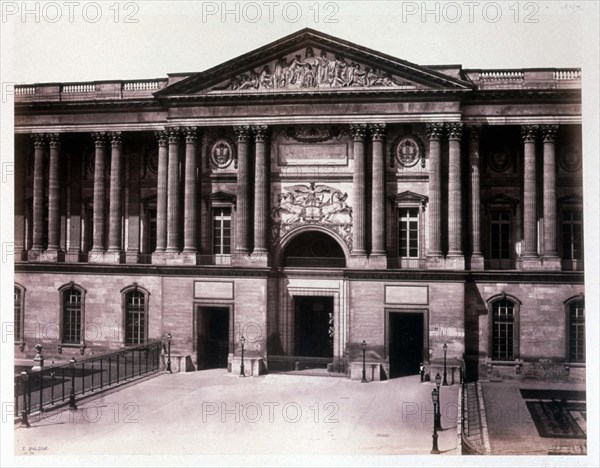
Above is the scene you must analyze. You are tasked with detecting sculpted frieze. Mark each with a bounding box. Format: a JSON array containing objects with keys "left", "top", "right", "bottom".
[
  {"left": 212, "top": 47, "right": 410, "bottom": 92},
  {"left": 272, "top": 182, "right": 353, "bottom": 249}
]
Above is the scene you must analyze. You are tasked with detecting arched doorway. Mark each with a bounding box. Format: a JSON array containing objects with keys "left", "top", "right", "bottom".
[{"left": 282, "top": 230, "right": 346, "bottom": 268}]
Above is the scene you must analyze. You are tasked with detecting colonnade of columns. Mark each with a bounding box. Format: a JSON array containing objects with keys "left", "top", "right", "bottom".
[{"left": 25, "top": 122, "right": 564, "bottom": 270}]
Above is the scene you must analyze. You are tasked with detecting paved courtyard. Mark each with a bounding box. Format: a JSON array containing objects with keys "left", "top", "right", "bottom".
[{"left": 15, "top": 369, "right": 459, "bottom": 457}]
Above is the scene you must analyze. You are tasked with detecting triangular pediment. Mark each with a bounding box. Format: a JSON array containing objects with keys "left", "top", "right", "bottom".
[{"left": 156, "top": 29, "right": 472, "bottom": 99}]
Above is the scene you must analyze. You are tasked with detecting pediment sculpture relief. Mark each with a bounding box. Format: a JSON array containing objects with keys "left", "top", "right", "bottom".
[
  {"left": 213, "top": 47, "right": 409, "bottom": 92},
  {"left": 272, "top": 182, "right": 353, "bottom": 249}
]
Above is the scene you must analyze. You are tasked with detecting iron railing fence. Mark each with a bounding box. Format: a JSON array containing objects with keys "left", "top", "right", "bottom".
[{"left": 15, "top": 341, "right": 162, "bottom": 418}]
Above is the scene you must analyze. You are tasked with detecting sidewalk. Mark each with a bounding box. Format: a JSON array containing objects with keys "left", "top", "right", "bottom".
[
  {"left": 480, "top": 380, "right": 587, "bottom": 455},
  {"left": 14, "top": 370, "right": 459, "bottom": 457}
]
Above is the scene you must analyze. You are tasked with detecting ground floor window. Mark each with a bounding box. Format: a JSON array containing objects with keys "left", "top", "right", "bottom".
[
  {"left": 62, "top": 285, "right": 83, "bottom": 344},
  {"left": 124, "top": 289, "right": 147, "bottom": 345},
  {"left": 568, "top": 299, "right": 585, "bottom": 363},
  {"left": 492, "top": 299, "right": 516, "bottom": 360}
]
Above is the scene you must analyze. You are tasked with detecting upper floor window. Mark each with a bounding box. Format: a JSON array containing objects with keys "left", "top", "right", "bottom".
[
  {"left": 391, "top": 191, "right": 427, "bottom": 269},
  {"left": 567, "top": 299, "right": 585, "bottom": 363},
  {"left": 398, "top": 208, "right": 419, "bottom": 258},
  {"left": 213, "top": 207, "right": 232, "bottom": 255},
  {"left": 124, "top": 288, "right": 148, "bottom": 346},
  {"left": 61, "top": 284, "right": 85, "bottom": 344},
  {"left": 562, "top": 210, "right": 583, "bottom": 260},
  {"left": 490, "top": 211, "right": 511, "bottom": 259}
]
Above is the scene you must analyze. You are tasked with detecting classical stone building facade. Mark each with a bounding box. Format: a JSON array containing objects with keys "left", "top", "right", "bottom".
[{"left": 13, "top": 29, "right": 584, "bottom": 381}]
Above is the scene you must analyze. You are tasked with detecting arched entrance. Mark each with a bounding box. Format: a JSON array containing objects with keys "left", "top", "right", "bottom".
[
  {"left": 281, "top": 230, "right": 346, "bottom": 268},
  {"left": 268, "top": 229, "right": 348, "bottom": 375}
]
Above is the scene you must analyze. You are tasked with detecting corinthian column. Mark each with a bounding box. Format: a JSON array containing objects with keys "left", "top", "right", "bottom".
[
  {"left": 370, "top": 123, "right": 386, "bottom": 258},
  {"left": 350, "top": 124, "right": 368, "bottom": 255},
  {"left": 91, "top": 132, "right": 108, "bottom": 253},
  {"left": 447, "top": 122, "right": 463, "bottom": 264},
  {"left": 154, "top": 130, "right": 168, "bottom": 252},
  {"left": 47, "top": 133, "right": 61, "bottom": 253},
  {"left": 183, "top": 127, "right": 199, "bottom": 253},
  {"left": 521, "top": 125, "right": 539, "bottom": 263},
  {"left": 469, "top": 126, "right": 484, "bottom": 270},
  {"left": 426, "top": 123, "right": 444, "bottom": 262},
  {"left": 166, "top": 128, "right": 181, "bottom": 253},
  {"left": 234, "top": 126, "right": 252, "bottom": 255},
  {"left": 541, "top": 124, "right": 560, "bottom": 269},
  {"left": 107, "top": 132, "right": 123, "bottom": 255},
  {"left": 31, "top": 133, "right": 46, "bottom": 252},
  {"left": 252, "top": 125, "right": 270, "bottom": 259}
]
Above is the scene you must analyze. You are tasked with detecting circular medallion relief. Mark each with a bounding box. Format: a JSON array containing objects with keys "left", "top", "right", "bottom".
[
  {"left": 488, "top": 147, "right": 512, "bottom": 173},
  {"left": 396, "top": 137, "right": 421, "bottom": 167},
  {"left": 560, "top": 147, "right": 582, "bottom": 172},
  {"left": 210, "top": 139, "right": 234, "bottom": 168}
]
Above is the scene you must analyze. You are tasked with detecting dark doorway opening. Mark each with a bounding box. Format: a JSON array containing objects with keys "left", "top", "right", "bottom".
[
  {"left": 294, "top": 296, "right": 334, "bottom": 358},
  {"left": 197, "top": 307, "right": 229, "bottom": 370},
  {"left": 389, "top": 312, "right": 424, "bottom": 378}
]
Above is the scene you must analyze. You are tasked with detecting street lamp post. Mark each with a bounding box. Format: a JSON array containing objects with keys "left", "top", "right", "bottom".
[
  {"left": 69, "top": 357, "right": 77, "bottom": 410},
  {"left": 435, "top": 372, "right": 442, "bottom": 431},
  {"left": 20, "top": 371, "right": 30, "bottom": 428},
  {"left": 430, "top": 389, "right": 440, "bottom": 454},
  {"left": 442, "top": 342, "right": 448, "bottom": 386},
  {"left": 240, "top": 336, "right": 246, "bottom": 377},
  {"left": 166, "top": 333, "right": 172, "bottom": 373},
  {"left": 361, "top": 340, "right": 367, "bottom": 383}
]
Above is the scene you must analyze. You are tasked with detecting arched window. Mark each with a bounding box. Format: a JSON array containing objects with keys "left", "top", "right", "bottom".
[
  {"left": 567, "top": 298, "right": 585, "bottom": 363},
  {"left": 60, "top": 284, "right": 85, "bottom": 344},
  {"left": 14, "top": 285, "right": 25, "bottom": 343},
  {"left": 490, "top": 296, "right": 520, "bottom": 361},
  {"left": 122, "top": 286, "right": 149, "bottom": 345}
]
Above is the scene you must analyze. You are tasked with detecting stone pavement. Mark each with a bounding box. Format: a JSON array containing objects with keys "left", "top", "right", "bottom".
[
  {"left": 14, "top": 369, "right": 459, "bottom": 457},
  {"left": 480, "top": 380, "right": 587, "bottom": 455}
]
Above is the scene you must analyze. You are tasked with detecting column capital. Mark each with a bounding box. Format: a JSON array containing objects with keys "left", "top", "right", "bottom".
[
  {"left": 166, "top": 127, "right": 181, "bottom": 144},
  {"left": 183, "top": 126, "right": 199, "bottom": 143},
  {"left": 109, "top": 131, "right": 122, "bottom": 147},
  {"left": 31, "top": 133, "right": 46, "bottom": 149},
  {"left": 369, "top": 123, "right": 386, "bottom": 141},
  {"left": 252, "top": 125, "right": 270, "bottom": 142},
  {"left": 233, "top": 125, "right": 252, "bottom": 142},
  {"left": 541, "top": 124, "right": 559, "bottom": 143},
  {"left": 425, "top": 123, "right": 444, "bottom": 140},
  {"left": 47, "top": 133, "right": 61, "bottom": 149},
  {"left": 521, "top": 124, "right": 539, "bottom": 143},
  {"left": 349, "top": 123, "right": 368, "bottom": 141},
  {"left": 446, "top": 122, "right": 464, "bottom": 140},
  {"left": 155, "top": 130, "right": 169, "bottom": 146},
  {"left": 91, "top": 132, "right": 108, "bottom": 147}
]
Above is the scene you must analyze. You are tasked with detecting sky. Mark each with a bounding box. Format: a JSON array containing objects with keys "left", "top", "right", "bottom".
[{"left": 2, "top": 0, "right": 596, "bottom": 84}]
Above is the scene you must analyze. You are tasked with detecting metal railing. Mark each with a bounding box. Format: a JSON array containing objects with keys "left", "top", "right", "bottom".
[{"left": 15, "top": 341, "right": 161, "bottom": 418}]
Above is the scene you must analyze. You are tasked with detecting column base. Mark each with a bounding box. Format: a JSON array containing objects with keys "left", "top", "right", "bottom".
[
  {"left": 348, "top": 254, "right": 369, "bottom": 269},
  {"left": 152, "top": 251, "right": 196, "bottom": 265},
  {"left": 249, "top": 250, "right": 270, "bottom": 267},
  {"left": 426, "top": 255, "right": 445, "bottom": 269},
  {"left": 39, "top": 249, "right": 61, "bottom": 262},
  {"left": 469, "top": 254, "right": 484, "bottom": 270},
  {"left": 444, "top": 255, "right": 465, "bottom": 270},
  {"left": 541, "top": 256, "right": 562, "bottom": 271},
  {"left": 27, "top": 248, "right": 44, "bottom": 262},
  {"left": 519, "top": 256, "right": 542, "bottom": 270},
  {"left": 89, "top": 251, "right": 123, "bottom": 264},
  {"left": 368, "top": 254, "right": 387, "bottom": 269}
]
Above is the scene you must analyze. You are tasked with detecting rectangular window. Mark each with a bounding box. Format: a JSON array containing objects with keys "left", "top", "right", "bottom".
[
  {"left": 569, "top": 301, "right": 585, "bottom": 363},
  {"left": 213, "top": 207, "right": 232, "bottom": 255},
  {"left": 62, "top": 289, "right": 82, "bottom": 344},
  {"left": 562, "top": 211, "right": 583, "bottom": 260},
  {"left": 492, "top": 300, "right": 514, "bottom": 360},
  {"left": 490, "top": 211, "right": 511, "bottom": 259},
  {"left": 399, "top": 208, "right": 419, "bottom": 258}
]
